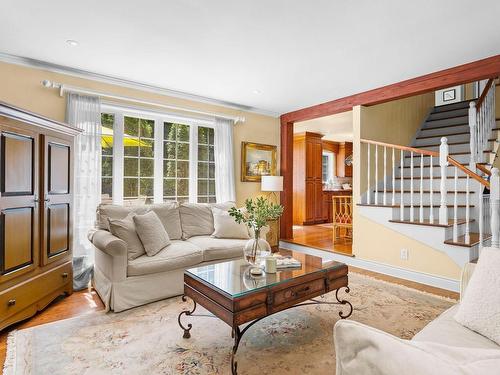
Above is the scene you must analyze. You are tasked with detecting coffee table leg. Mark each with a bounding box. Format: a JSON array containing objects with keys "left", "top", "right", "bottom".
[
  {"left": 231, "top": 326, "right": 241, "bottom": 375},
  {"left": 178, "top": 295, "right": 197, "bottom": 339},
  {"left": 335, "top": 287, "right": 353, "bottom": 319}
]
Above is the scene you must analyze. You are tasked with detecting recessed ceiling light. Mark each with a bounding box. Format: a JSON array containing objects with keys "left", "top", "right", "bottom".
[
  {"left": 252, "top": 89, "right": 262, "bottom": 94},
  {"left": 66, "top": 39, "right": 79, "bottom": 46}
]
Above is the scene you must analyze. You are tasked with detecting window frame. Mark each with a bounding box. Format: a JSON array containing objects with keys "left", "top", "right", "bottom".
[{"left": 100, "top": 103, "right": 215, "bottom": 204}]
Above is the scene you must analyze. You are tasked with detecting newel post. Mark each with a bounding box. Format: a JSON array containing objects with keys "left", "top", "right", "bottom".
[
  {"left": 439, "top": 137, "right": 449, "bottom": 225},
  {"left": 469, "top": 101, "right": 477, "bottom": 169},
  {"left": 490, "top": 168, "right": 500, "bottom": 248}
]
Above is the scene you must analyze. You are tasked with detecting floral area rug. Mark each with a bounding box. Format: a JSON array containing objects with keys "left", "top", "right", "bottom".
[{"left": 3, "top": 272, "right": 455, "bottom": 375}]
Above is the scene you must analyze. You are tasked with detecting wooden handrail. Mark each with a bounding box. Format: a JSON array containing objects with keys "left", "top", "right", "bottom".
[
  {"left": 476, "top": 163, "right": 492, "bottom": 177},
  {"left": 447, "top": 156, "right": 489, "bottom": 188},
  {"left": 360, "top": 138, "right": 438, "bottom": 157},
  {"left": 476, "top": 78, "right": 495, "bottom": 109}
]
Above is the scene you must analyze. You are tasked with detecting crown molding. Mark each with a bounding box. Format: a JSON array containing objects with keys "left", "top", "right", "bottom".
[{"left": 0, "top": 52, "right": 279, "bottom": 118}]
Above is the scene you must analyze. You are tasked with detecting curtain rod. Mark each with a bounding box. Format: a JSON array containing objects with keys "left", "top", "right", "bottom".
[{"left": 41, "top": 80, "right": 245, "bottom": 124}]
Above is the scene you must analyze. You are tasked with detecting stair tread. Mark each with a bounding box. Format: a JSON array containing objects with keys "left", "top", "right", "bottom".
[
  {"left": 395, "top": 176, "right": 472, "bottom": 179},
  {"left": 426, "top": 115, "right": 468, "bottom": 122},
  {"left": 389, "top": 218, "right": 472, "bottom": 228},
  {"left": 444, "top": 233, "right": 491, "bottom": 248},
  {"left": 421, "top": 122, "right": 468, "bottom": 130},
  {"left": 416, "top": 131, "right": 469, "bottom": 140}
]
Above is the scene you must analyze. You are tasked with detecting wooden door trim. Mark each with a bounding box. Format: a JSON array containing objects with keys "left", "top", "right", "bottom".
[{"left": 279, "top": 54, "right": 500, "bottom": 241}]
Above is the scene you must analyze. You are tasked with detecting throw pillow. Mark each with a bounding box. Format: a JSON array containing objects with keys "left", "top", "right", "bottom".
[
  {"left": 179, "top": 203, "right": 215, "bottom": 239},
  {"left": 96, "top": 204, "right": 148, "bottom": 230},
  {"left": 133, "top": 211, "right": 171, "bottom": 256},
  {"left": 148, "top": 202, "right": 182, "bottom": 240},
  {"left": 211, "top": 207, "right": 250, "bottom": 239},
  {"left": 108, "top": 213, "right": 145, "bottom": 260},
  {"left": 454, "top": 247, "right": 500, "bottom": 345}
]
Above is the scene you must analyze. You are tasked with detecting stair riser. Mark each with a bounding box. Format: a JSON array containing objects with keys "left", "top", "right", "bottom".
[
  {"left": 392, "top": 206, "right": 470, "bottom": 220},
  {"left": 415, "top": 133, "right": 470, "bottom": 147},
  {"left": 418, "top": 125, "right": 469, "bottom": 137},
  {"left": 422, "top": 142, "right": 492, "bottom": 153},
  {"left": 427, "top": 108, "right": 468, "bottom": 120},
  {"left": 390, "top": 178, "right": 473, "bottom": 190},
  {"left": 424, "top": 116, "right": 468, "bottom": 128},
  {"left": 404, "top": 153, "right": 470, "bottom": 164},
  {"left": 397, "top": 166, "right": 476, "bottom": 178},
  {"left": 372, "top": 192, "right": 470, "bottom": 206},
  {"left": 432, "top": 102, "right": 470, "bottom": 113}
]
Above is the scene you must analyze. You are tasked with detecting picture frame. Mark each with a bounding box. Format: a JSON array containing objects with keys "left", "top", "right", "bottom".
[
  {"left": 241, "top": 142, "right": 277, "bottom": 182},
  {"left": 442, "top": 88, "right": 456, "bottom": 102}
]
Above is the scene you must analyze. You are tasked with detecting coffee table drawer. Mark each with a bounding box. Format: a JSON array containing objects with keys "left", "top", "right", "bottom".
[{"left": 273, "top": 277, "right": 325, "bottom": 307}]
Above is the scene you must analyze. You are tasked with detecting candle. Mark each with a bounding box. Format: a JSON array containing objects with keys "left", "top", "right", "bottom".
[{"left": 265, "top": 256, "right": 277, "bottom": 274}]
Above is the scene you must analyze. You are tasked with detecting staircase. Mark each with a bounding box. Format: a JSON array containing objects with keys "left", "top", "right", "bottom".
[{"left": 358, "top": 80, "right": 499, "bottom": 268}]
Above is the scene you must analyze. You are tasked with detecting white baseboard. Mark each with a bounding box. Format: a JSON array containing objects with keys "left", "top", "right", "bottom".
[{"left": 279, "top": 241, "right": 460, "bottom": 292}]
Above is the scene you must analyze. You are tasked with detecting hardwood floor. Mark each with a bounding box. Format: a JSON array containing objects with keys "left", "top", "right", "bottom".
[
  {"left": 290, "top": 223, "right": 353, "bottom": 255},
  {"left": 0, "top": 289, "right": 104, "bottom": 368}
]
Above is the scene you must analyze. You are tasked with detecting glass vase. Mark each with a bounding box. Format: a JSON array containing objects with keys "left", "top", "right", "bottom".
[{"left": 244, "top": 229, "right": 271, "bottom": 267}]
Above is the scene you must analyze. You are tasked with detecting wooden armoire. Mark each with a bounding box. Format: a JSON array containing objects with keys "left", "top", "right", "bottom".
[
  {"left": 293, "top": 132, "right": 324, "bottom": 225},
  {"left": 0, "top": 101, "right": 80, "bottom": 331}
]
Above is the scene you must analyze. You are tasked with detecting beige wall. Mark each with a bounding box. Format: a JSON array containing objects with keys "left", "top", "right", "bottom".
[
  {"left": 0, "top": 61, "right": 280, "bottom": 206},
  {"left": 353, "top": 92, "right": 462, "bottom": 281}
]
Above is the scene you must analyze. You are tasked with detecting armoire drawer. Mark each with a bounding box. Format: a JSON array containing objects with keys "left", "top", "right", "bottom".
[{"left": 0, "top": 262, "right": 72, "bottom": 323}]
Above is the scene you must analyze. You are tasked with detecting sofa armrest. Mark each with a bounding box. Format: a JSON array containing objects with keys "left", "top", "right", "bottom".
[
  {"left": 460, "top": 262, "right": 476, "bottom": 301},
  {"left": 89, "top": 229, "right": 128, "bottom": 282}
]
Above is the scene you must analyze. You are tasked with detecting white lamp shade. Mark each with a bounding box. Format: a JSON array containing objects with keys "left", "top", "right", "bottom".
[{"left": 261, "top": 176, "right": 283, "bottom": 192}]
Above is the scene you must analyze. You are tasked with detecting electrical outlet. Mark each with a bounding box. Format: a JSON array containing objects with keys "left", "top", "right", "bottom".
[{"left": 400, "top": 248, "right": 409, "bottom": 261}]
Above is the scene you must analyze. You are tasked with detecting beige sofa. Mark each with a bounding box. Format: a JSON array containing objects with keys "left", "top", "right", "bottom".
[
  {"left": 88, "top": 202, "right": 250, "bottom": 312},
  {"left": 334, "top": 262, "right": 500, "bottom": 374}
]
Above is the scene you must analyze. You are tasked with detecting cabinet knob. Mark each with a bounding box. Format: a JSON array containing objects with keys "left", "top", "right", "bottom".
[
  {"left": 62, "top": 272, "right": 68, "bottom": 278},
  {"left": 7, "top": 299, "right": 16, "bottom": 307}
]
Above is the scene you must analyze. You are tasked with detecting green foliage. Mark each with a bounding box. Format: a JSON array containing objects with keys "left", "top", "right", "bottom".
[{"left": 229, "top": 197, "right": 283, "bottom": 234}]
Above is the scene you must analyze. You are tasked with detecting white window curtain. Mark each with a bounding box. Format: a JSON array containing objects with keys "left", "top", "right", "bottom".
[
  {"left": 66, "top": 93, "right": 102, "bottom": 290},
  {"left": 214, "top": 117, "right": 236, "bottom": 202}
]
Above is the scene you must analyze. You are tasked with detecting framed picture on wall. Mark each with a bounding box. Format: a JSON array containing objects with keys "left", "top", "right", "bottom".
[
  {"left": 442, "top": 88, "right": 456, "bottom": 102},
  {"left": 241, "top": 142, "right": 277, "bottom": 182}
]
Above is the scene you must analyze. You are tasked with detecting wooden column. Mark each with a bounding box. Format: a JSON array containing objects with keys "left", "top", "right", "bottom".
[{"left": 280, "top": 118, "right": 294, "bottom": 239}]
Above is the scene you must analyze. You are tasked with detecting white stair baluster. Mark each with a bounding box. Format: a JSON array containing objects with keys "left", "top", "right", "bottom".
[
  {"left": 469, "top": 101, "right": 477, "bottom": 170},
  {"left": 383, "top": 146, "right": 387, "bottom": 205},
  {"left": 367, "top": 143, "right": 371, "bottom": 204},
  {"left": 392, "top": 148, "right": 395, "bottom": 206},
  {"left": 479, "top": 186, "right": 483, "bottom": 251},
  {"left": 439, "top": 138, "right": 449, "bottom": 225},
  {"left": 429, "top": 155, "right": 434, "bottom": 224},
  {"left": 453, "top": 167, "right": 458, "bottom": 242},
  {"left": 410, "top": 151, "right": 414, "bottom": 221},
  {"left": 419, "top": 154, "right": 424, "bottom": 223},
  {"left": 400, "top": 149, "right": 404, "bottom": 221},
  {"left": 490, "top": 168, "right": 500, "bottom": 248},
  {"left": 375, "top": 145, "right": 378, "bottom": 205},
  {"left": 465, "top": 175, "right": 470, "bottom": 244}
]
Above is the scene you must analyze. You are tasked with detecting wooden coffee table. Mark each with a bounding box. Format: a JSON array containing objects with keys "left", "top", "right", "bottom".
[{"left": 177, "top": 249, "right": 352, "bottom": 374}]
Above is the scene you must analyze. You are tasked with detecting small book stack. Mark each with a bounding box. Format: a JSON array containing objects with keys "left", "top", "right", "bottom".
[{"left": 275, "top": 255, "right": 302, "bottom": 269}]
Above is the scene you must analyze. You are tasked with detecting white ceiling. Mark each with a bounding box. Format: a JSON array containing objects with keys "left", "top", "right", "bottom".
[
  {"left": 295, "top": 111, "right": 353, "bottom": 142},
  {"left": 1, "top": 1, "right": 499, "bottom": 116}
]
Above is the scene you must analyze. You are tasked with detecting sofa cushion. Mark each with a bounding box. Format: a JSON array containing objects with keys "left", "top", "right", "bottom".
[
  {"left": 133, "top": 211, "right": 171, "bottom": 256},
  {"left": 148, "top": 202, "right": 182, "bottom": 240},
  {"left": 211, "top": 207, "right": 249, "bottom": 239},
  {"left": 179, "top": 203, "right": 214, "bottom": 239},
  {"left": 108, "top": 213, "right": 145, "bottom": 260},
  {"left": 334, "top": 319, "right": 500, "bottom": 375},
  {"left": 96, "top": 204, "right": 148, "bottom": 230},
  {"left": 455, "top": 247, "right": 500, "bottom": 346},
  {"left": 187, "top": 235, "right": 246, "bottom": 262},
  {"left": 127, "top": 240, "right": 203, "bottom": 276},
  {"left": 413, "top": 305, "right": 499, "bottom": 350}
]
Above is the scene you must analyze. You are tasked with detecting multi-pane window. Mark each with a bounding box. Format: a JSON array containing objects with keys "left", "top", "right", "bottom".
[
  {"left": 197, "top": 127, "right": 216, "bottom": 203},
  {"left": 123, "top": 116, "right": 155, "bottom": 201},
  {"left": 101, "top": 113, "right": 114, "bottom": 202},
  {"left": 100, "top": 107, "right": 216, "bottom": 204},
  {"left": 163, "top": 122, "right": 190, "bottom": 203}
]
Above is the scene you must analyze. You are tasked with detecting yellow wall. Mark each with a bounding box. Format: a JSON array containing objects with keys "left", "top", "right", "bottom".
[
  {"left": 0, "top": 61, "right": 280, "bottom": 206},
  {"left": 353, "top": 93, "right": 462, "bottom": 281}
]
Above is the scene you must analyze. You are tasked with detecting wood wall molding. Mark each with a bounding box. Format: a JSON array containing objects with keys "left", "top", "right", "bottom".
[
  {"left": 281, "top": 54, "right": 500, "bottom": 124},
  {"left": 279, "top": 54, "right": 500, "bottom": 241}
]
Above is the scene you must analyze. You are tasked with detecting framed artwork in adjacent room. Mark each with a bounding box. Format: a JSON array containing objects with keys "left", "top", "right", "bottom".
[{"left": 241, "top": 142, "right": 277, "bottom": 182}]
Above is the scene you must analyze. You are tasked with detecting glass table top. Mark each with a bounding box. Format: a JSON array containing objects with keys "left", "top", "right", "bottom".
[{"left": 185, "top": 249, "right": 344, "bottom": 298}]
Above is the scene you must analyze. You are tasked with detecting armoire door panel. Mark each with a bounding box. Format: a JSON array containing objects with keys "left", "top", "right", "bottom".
[
  {"left": 47, "top": 203, "right": 69, "bottom": 257},
  {"left": 1, "top": 207, "right": 33, "bottom": 274},
  {"left": 1, "top": 132, "right": 34, "bottom": 196},
  {"left": 47, "top": 142, "right": 70, "bottom": 194}
]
